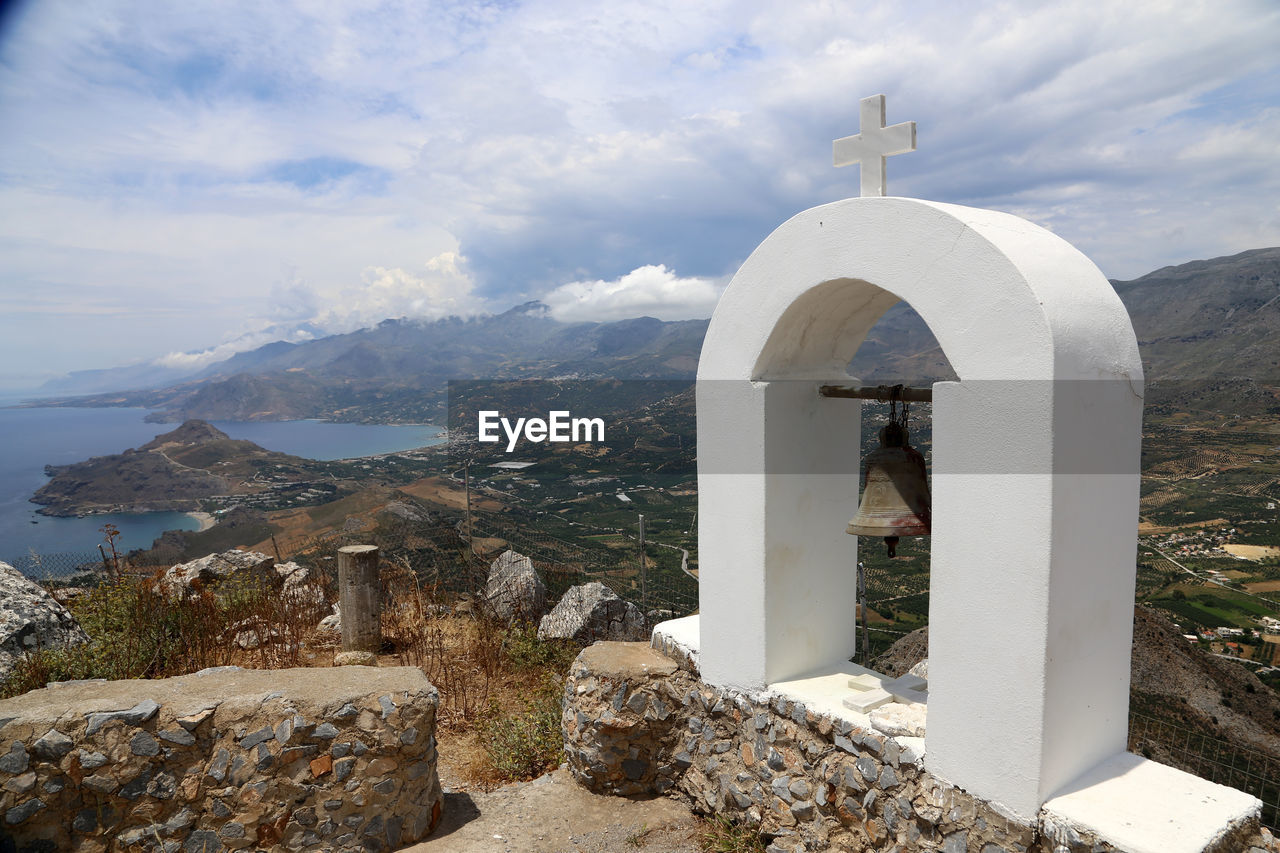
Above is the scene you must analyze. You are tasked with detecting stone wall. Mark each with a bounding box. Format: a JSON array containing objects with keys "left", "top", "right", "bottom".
[
  {"left": 563, "top": 642, "right": 1270, "bottom": 853},
  {"left": 0, "top": 666, "right": 442, "bottom": 852}
]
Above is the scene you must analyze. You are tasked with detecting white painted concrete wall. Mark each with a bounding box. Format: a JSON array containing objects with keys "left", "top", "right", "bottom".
[
  {"left": 698, "top": 379, "right": 862, "bottom": 689},
  {"left": 695, "top": 196, "right": 1144, "bottom": 821}
]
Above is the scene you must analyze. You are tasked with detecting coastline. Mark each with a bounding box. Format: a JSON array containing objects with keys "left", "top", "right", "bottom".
[
  {"left": 186, "top": 511, "right": 216, "bottom": 533},
  {"left": 2, "top": 408, "right": 444, "bottom": 560}
]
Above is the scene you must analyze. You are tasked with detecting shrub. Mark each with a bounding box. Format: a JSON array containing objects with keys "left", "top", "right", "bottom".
[
  {"left": 503, "top": 623, "right": 579, "bottom": 673},
  {"left": 1, "top": 567, "right": 326, "bottom": 699},
  {"left": 697, "top": 815, "right": 766, "bottom": 853},
  {"left": 480, "top": 675, "right": 564, "bottom": 782}
]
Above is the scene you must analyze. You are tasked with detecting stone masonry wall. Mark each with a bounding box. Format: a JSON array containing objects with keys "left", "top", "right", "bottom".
[
  {"left": 563, "top": 642, "right": 1269, "bottom": 853},
  {"left": 0, "top": 666, "right": 442, "bottom": 853}
]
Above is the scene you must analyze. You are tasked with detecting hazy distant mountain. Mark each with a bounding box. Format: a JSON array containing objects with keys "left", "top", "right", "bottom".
[
  {"left": 32, "top": 248, "right": 1280, "bottom": 421},
  {"left": 179, "top": 303, "right": 706, "bottom": 383},
  {"left": 37, "top": 303, "right": 708, "bottom": 422},
  {"left": 36, "top": 361, "right": 204, "bottom": 397}
]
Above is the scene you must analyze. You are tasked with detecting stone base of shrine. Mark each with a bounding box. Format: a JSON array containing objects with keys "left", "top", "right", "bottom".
[{"left": 560, "top": 619, "right": 1270, "bottom": 853}]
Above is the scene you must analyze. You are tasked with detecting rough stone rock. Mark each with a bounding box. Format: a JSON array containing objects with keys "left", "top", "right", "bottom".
[
  {"left": 484, "top": 550, "right": 549, "bottom": 624},
  {"left": 318, "top": 603, "right": 342, "bottom": 633},
  {"left": 334, "top": 651, "right": 378, "bottom": 667},
  {"left": 874, "top": 625, "right": 928, "bottom": 678},
  {"left": 274, "top": 561, "right": 309, "bottom": 584},
  {"left": 0, "top": 666, "right": 442, "bottom": 850},
  {"left": 154, "top": 549, "right": 277, "bottom": 598},
  {"left": 563, "top": 641, "right": 1189, "bottom": 853},
  {"left": 0, "top": 561, "right": 90, "bottom": 682},
  {"left": 275, "top": 562, "right": 327, "bottom": 612},
  {"left": 538, "top": 582, "right": 647, "bottom": 643},
  {"left": 908, "top": 658, "right": 928, "bottom": 679},
  {"left": 869, "top": 703, "right": 927, "bottom": 738},
  {"left": 226, "top": 617, "right": 277, "bottom": 651},
  {"left": 49, "top": 587, "right": 88, "bottom": 606}
]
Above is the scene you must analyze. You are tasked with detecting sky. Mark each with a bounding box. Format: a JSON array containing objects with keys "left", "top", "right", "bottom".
[{"left": 0, "top": 0, "right": 1277, "bottom": 391}]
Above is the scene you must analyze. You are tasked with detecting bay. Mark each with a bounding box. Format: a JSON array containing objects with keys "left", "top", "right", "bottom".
[{"left": 0, "top": 407, "right": 443, "bottom": 570}]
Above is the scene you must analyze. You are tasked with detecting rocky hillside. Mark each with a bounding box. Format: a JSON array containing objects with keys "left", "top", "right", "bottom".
[
  {"left": 877, "top": 605, "right": 1280, "bottom": 761},
  {"left": 1128, "top": 604, "right": 1280, "bottom": 756},
  {"left": 1118, "top": 247, "right": 1280, "bottom": 383},
  {"left": 32, "top": 420, "right": 323, "bottom": 516}
]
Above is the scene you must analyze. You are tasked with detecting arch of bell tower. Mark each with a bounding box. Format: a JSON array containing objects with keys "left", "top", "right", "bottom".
[{"left": 695, "top": 195, "right": 1144, "bottom": 819}]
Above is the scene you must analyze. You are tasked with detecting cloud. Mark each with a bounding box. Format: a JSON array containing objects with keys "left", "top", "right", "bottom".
[
  {"left": 153, "top": 323, "right": 317, "bottom": 371},
  {"left": 1, "top": 0, "right": 1278, "bottom": 387},
  {"left": 543, "top": 265, "right": 725, "bottom": 323},
  {"left": 153, "top": 251, "right": 486, "bottom": 370},
  {"left": 313, "top": 251, "right": 486, "bottom": 332}
]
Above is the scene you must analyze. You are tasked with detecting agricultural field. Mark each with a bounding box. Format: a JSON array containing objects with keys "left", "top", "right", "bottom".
[{"left": 1125, "top": 411, "right": 1279, "bottom": 661}]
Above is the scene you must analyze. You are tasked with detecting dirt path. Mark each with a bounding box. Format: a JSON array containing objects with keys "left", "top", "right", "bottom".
[{"left": 403, "top": 768, "right": 702, "bottom": 853}]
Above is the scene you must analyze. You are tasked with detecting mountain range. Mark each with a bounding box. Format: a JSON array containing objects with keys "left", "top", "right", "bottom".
[
  {"left": 30, "top": 247, "right": 1280, "bottom": 422},
  {"left": 36, "top": 303, "right": 706, "bottom": 423}
]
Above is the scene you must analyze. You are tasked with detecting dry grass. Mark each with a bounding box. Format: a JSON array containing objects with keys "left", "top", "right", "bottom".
[
  {"left": 380, "top": 561, "right": 505, "bottom": 728},
  {"left": 8, "top": 555, "right": 580, "bottom": 788},
  {"left": 1, "top": 567, "right": 330, "bottom": 698},
  {"left": 397, "top": 476, "right": 508, "bottom": 513},
  {"left": 376, "top": 559, "right": 579, "bottom": 786}
]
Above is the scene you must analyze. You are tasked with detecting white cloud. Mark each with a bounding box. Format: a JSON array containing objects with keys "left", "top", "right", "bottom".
[
  {"left": 1, "top": 0, "right": 1278, "bottom": 387},
  {"left": 154, "top": 324, "right": 316, "bottom": 371},
  {"left": 313, "top": 251, "right": 486, "bottom": 332},
  {"left": 153, "top": 251, "right": 485, "bottom": 371},
  {"left": 543, "top": 265, "right": 725, "bottom": 323}
]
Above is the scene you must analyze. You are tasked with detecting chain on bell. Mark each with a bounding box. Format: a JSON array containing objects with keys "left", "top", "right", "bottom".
[{"left": 846, "top": 399, "right": 931, "bottom": 557}]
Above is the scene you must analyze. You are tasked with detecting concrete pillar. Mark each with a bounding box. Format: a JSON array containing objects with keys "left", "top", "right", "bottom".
[{"left": 338, "top": 544, "right": 381, "bottom": 653}]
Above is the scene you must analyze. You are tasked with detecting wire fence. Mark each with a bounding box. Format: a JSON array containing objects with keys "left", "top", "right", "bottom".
[
  {"left": 269, "top": 505, "right": 699, "bottom": 618},
  {"left": 5, "top": 551, "right": 106, "bottom": 580},
  {"left": 1129, "top": 712, "right": 1280, "bottom": 829},
  {"left": 7, "top": 548, "right": 185, "bottom": 582}
]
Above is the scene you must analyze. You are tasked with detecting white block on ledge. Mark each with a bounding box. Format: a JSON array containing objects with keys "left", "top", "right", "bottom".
[
  {"left": 1041, "top": 752, "right": 1259, "bottom": 853},
  {"left": 889, "top": 687, "right": 928, "bottom": 705},
  {"left": 848, "top": 674, "right": 882, "bottom": 692},
  {"left": 769, "top": 660, "right": 888, "bottom": 725},
  {"left": 842, "top": 688, "right": 893, "bottom": 714}
]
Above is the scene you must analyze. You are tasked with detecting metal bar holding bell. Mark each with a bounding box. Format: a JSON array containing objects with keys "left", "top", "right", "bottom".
[{"left": 818, "top": 384, "right": 933, "bottom": 402}]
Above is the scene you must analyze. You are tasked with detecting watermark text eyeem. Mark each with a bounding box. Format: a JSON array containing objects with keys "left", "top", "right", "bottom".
[{"left": 478, "top": 410, "right": 605, "bottom": 452}]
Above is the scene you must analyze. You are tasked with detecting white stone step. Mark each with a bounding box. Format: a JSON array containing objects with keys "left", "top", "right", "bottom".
[{"left": 842, "top": 687, "right": 893, "bottom": 713}]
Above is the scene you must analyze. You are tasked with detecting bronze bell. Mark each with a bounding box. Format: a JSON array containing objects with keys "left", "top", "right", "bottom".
[{"left": 846, "top": 419, "right": 931, "bottom": 557}]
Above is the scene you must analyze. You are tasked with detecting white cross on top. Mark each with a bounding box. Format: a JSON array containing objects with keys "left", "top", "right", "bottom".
[{"left": 833, "top": 94, "right": 917, "bottom": 197}]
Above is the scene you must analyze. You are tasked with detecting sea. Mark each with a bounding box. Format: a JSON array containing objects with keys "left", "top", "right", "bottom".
[{"left": 0, "top": 405, "right": 444, "bottom": 570}]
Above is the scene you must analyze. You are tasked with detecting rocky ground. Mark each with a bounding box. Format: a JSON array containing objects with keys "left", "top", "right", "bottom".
[{"left": 404, "top": 767, "right": 702, "bottom": 853}]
